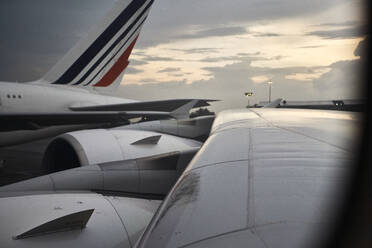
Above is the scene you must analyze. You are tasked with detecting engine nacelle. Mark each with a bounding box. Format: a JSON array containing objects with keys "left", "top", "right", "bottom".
[
  {"left": 122, "top": 115, "right": 215, "bottom": 141},
  {"left": 1, "top": 149, "right": 198, "bottom": 196},
  {"left": 43, "top": 129, "right": 201, "bottom": 173}
]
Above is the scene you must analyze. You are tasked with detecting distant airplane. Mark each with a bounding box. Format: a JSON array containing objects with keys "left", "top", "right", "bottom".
[
  {"left": 0, "top": 0, "right": 213, "bottom": 147},
  {"left": 257, "top": 99, "right": 365, "bottom": 111}
]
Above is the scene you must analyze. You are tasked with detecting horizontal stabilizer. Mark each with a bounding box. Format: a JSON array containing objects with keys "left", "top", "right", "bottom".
[
  {"left": 13, "top": 209, "right": 94, "bottom": 240},
  {"left": 131, "top": 135, "right": 161, "bottom": 145}
]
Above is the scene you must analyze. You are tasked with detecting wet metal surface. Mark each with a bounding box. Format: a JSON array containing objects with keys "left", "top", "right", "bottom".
[{"left": 137, "top": 109, "right": 356, "bottom": 248}]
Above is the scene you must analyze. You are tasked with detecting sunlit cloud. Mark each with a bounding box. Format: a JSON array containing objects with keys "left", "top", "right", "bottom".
[
  {"left": 158, "top": 67, "right": 181, "bottom": 73},
  {"left": 285, "top": 68, "right": 331, "bottom": 81},
  {"left": 175, "top": 26, "right": 247, "bottom": 40},
  {"left": 251, "top": 75, "right": 271, "bottom": 83}
]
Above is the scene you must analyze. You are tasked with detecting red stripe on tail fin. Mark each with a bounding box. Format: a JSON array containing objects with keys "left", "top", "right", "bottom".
[{"left": 94, "top": 36, "right": 138, "bottom": 87}]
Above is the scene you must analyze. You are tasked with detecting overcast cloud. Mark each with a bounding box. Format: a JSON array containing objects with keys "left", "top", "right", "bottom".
[
  {"left": 0, "top": 0, "right": 115, "bottom": 81},
  {"left": 306, "top": 24, "right": 368, "bottom": 39},
  {"left": 0, "top": 0, "right": 367, "bottom": 111},
  {"left": 116, "top": 54, "right": 362, "bottom": 111}
]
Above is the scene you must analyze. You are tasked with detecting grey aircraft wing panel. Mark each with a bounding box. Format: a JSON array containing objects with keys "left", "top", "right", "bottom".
[
  {"left": 0, "top": 99, "right": 218, "bottom": 131},
  {"left": 0, "top": 112, "right": 131, "bottom": 131},
  {"left": 136, "top": 108, "right": 359, "bottom": 248},
  {"left": 0, "top": 111, "right": 178, "bottom": 131},
  {"left": 69, "top": 99, "right": 217, "bottom": 112},
  {"left": 0, "top": 192, "right": 161, "bottom": 248}
]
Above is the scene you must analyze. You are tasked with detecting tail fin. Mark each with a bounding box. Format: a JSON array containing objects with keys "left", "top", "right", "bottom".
[
  {"left": 42, "top": 0, "right": 153, "bottom": 91},
  {"left": 263, "top": 98, "right": 282, "bottom": 108},
  {"left": 170, "top": 100, "right": 199, "bottom": 120}
]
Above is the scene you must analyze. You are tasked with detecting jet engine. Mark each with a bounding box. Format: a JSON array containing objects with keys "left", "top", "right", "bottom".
[
  {"left": 43, "top": 128, "right": 202, "bottom": 173},
  {"left": 0, "top": 128, "right": 203, "bottom": 248}
]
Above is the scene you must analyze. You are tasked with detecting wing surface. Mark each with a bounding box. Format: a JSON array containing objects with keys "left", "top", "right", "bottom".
[
  {"left": 69, "top": 99, "right": 217, "bottom": 112},
  {"left": 0, "top": 111, "right": 172, "bottom": 131},
  {"left": 0, "top": 99, "right": 216, "bottom": 131},
  {"left": 137, "top": 108, "right": 359, "bottom": 248}
]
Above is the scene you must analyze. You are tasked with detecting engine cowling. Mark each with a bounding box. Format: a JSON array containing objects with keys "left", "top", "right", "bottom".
[
  {"left": 43, "top": 129, "right": 202, "bottom": 173},
  {"left": 0, "top": 192, "right": 161, "bottom": 248}
]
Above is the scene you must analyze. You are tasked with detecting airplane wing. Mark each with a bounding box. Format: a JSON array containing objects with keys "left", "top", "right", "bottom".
[
  {"left": 258, "top": 99, "right": 365, "bottom": 111},
  {"left": 136, "top": 108, "right": 358, "bottom": 248},
  {"left": 0, "top": 111, "right": 169, "bottom": 131},
  {"left": 0, "top": 99, "right": 217, "bottom": 131},
  {"left": 0, "top": 112, "right": 129, "bottom": 131},
  {"left": 69, "top": 99, "right": 217, "bottom": 112},
  {"left": 0, "top": 108, "right": 359, "bottom": 247}
]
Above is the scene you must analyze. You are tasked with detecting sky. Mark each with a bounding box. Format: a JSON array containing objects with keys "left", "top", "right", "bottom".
[{"left": 0, "top": 0, "right": 367, "bottom": 111}]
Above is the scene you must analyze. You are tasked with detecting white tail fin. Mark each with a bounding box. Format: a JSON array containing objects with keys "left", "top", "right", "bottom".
[
  {"left": 263, "top": 98, "right": 282, "bottom": 108},
  {"left": 42, "top": 0, "right": 153, "bottom": 91}
]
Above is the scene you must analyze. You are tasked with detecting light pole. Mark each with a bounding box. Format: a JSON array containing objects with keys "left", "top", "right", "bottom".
[
  {"left": 244, "top": 92, "right": 253, "bottom": 108},
  {"left": 268, "top": 80, "right": 272, "bottom": 103}
]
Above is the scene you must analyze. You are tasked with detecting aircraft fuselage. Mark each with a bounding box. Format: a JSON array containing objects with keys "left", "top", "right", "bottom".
[{"left": 0, "top": 81, "right": 135, "bottom": 113}]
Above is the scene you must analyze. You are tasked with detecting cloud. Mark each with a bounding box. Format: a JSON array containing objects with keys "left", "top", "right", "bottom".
[
  {"left": 143, "top": 55, "right": 183, "bottom": 62},
  {"left": 118, "top": 56, "right": 357, "bottom": 112},
  {"left": 306, "top": 25, "right": 368, "bottom": 39},
  {"left": 168, "top": 48, "right": 219, "bottom": 54},
  {"left": 252, "top": 32, "right": 282, "bottom": 37},
  {"left": 298, "top": 45, "right": 325, "bottom": 49},
  {"left": 169, "top": 73, "right": 186, "bottom": 77},
  {"left": 132, "top": 51, "right": 147, "bottom": 56},
  {"left": 125, "top": 67, "right": 144, "bottom": 74},
  {"left": 175, "top": 26, "right": 247, "bottom": 40},
  {"left": 199, "top": 53, "right": 266, "bottom": 63},
  {"left": 137, "top": 0, "right": 353, "bottom": 48},
  {"left": 0, "top": 48, "right": 60, "bottom": 82},
  {"left": 285, "top": 67, "right": 330, "bottom": 81},
  {"left": 129, "top": 59, "right": 148, "bottom": 66},
  {"left": 237, "top": 52, "right": 261, "bottom": 56},
  {"left": 0, "top": 0, "right": 363, "bottom": 86},
  {"left": 312, "top": 59, "right": 361, "bottom": 99},
  {"left": 0, "top": 0, "right": 115, "bottom": 81},
  {"left": 251, "top": 75, "right": 270, "bottom": 83},
  {"left": 140, "top": 78, "right": 158, "bottom": 83},
  {"left": 200, "top": 56, "right": 242, "bottom": 63},
  {"left": 158, "top": 67, "right": 181, "bottom": 73},
  {"left": 312, "top": 20, "right": 359, "bottom": 27},
  {"left": 271, "top": 55, "right": 285, "bottom": 60}
]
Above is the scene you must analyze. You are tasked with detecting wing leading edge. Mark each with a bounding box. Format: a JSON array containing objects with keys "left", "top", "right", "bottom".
[
  {"left": 69, "top": 99, "right": 217, "bottom": 112},
  {"left": 0, "top": 99, "right": 217, "bottom": 131}
]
